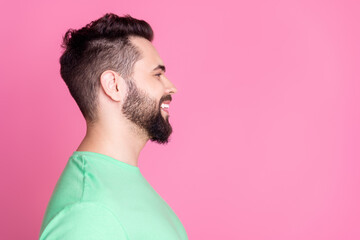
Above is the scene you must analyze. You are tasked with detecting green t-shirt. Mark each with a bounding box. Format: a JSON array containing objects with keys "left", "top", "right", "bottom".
[{"left": 39, "top": 151, "right": 188, "bottom": 240}]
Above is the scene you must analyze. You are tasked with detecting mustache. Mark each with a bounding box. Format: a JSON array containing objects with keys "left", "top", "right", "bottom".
[{"left": 160, "top": 94, "right": 172, "bottom": 104}]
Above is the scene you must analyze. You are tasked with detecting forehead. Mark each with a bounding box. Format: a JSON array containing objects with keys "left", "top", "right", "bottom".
[{"left": 130, "top": 36, "right": 164, "bottom": 71}]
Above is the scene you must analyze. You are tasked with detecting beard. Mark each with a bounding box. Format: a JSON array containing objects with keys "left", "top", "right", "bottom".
[{"left": 121, "top": 79, "right": 173, "bottom": 144}]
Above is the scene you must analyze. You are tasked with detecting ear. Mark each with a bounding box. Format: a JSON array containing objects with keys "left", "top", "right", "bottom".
[{"left": 100, "top": 70, "right": 124, "bottom": 102}]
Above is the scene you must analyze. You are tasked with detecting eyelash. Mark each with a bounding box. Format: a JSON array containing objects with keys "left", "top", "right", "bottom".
[{"left": 155, "top": 73, "right": 162, "bottom": 78}]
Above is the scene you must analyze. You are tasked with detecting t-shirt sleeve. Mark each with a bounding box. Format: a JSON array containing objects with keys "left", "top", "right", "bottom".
[{"left": 39, "top": 202, "right": 129, "bottom": 240}]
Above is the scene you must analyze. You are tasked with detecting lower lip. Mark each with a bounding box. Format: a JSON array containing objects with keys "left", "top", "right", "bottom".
[{"left": 161, "top": 108, "right": 169, "bottom": 113}]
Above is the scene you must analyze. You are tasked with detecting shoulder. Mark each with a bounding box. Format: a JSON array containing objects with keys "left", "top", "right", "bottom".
[{"left": 39, "top": 201, "right": 129, "bottom": 240}]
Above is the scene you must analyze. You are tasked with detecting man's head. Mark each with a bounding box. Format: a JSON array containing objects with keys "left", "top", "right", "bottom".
[{"left": 60, "top": 13, "right": 177, "bottom": 144}]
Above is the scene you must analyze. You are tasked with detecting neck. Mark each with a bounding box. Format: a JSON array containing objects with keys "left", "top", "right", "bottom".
[{"left": 76, "top": 117, "right": 148, "bottom": 167}]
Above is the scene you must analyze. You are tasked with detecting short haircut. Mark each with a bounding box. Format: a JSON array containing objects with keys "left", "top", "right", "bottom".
[{"left": 59, "top": 13, "right": 154, "bottom": 124}]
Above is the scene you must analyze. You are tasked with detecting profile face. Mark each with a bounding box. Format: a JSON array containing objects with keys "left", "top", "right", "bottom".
[{"left": 121, "top": 37, "right": 177, "bottom": 144}]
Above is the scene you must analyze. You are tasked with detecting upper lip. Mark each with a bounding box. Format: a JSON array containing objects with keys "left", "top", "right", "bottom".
[{"left": 161, "top": 100, "right": 171, "bottom": 104}]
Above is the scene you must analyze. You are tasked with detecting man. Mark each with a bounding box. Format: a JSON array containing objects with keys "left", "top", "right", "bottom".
[{"left": 39, "top": 13, "right": 188, "bottom": 240}]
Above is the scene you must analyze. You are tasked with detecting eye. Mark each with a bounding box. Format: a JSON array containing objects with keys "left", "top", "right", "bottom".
[{"left": 154, "top": 73, "right": 162, "bottom": 78}]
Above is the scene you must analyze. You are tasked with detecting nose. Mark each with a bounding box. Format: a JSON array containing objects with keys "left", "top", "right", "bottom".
[{"left": 165, "top": 78, "right": 178, "bottom": 95}]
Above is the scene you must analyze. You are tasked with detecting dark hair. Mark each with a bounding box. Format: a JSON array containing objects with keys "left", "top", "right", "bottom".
[{"left": 60, "top": 13, "right": 154, "bottom": 124}]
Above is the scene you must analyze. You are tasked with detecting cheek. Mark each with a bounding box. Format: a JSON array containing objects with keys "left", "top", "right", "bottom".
[
  {"left": 137, "top": 75, "right": 164, "bottom": 101},
  {"left": 147, "top": 81, "right": 164, "bottom": 98}
]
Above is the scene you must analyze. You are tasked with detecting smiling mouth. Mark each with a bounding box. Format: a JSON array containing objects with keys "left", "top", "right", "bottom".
[
  {"left": 160, "top": 98, "right": 171, "bottom": 113},
  {"left": 160, "top": 102, "right": 169, "bottom": 113}
]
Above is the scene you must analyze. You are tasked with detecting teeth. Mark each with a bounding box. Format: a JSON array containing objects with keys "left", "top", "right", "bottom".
[{"left": 161, "top": 103, "right": 169, "bottom": 109}]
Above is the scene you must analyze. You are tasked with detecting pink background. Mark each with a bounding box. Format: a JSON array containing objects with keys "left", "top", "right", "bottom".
[{"left": 1, "top": 0, "right": 359, "bottom": 239}]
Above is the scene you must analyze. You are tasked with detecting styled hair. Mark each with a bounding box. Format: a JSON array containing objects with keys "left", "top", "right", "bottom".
[{"left": 59, "top": 13, "right": 154, "bottom": 124}]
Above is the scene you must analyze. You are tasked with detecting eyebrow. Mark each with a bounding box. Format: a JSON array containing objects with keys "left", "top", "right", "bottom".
[{"left": 152, "top": 64, "right": 166, "bottom": 72}]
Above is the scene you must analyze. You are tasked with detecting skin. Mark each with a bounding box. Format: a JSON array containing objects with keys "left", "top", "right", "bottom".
[{"left": 76, "top": 36, "right": 177, "bottom": 167}]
